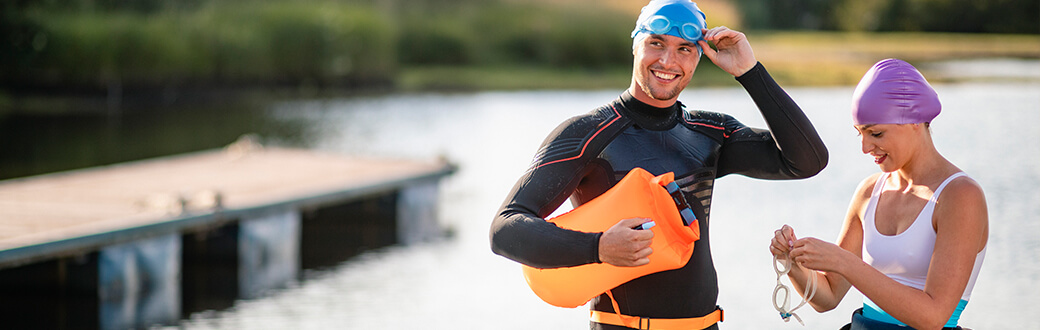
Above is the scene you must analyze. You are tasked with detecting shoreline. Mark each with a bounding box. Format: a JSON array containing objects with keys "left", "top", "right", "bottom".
[{"left": 3, "top": 52, "right": 1038, "bottom": 115}]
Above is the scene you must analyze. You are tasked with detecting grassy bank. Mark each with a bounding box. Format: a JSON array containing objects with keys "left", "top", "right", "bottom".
[
  {"left": 2, "top": 0, "right": 635, "bottom": 94},
  {"left": 400, "top": 31, "right": 1040, "bottom": 91},
  {"left": 398, "top": 60, "right": 738, "bottom": 92},
  {"left": 750, "top": 31, "right": 1040, "bottom": 86},
  {"left": 2, "top": 0, "right": 1038, "bottom": 111},
  {"left": 3, "top": 2, "right": 397, "bottom": 90}
]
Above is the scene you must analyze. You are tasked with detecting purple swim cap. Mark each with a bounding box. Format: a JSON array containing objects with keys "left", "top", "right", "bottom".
[{"left": 851, "top": 59, "right": 941, "bottom": 125}]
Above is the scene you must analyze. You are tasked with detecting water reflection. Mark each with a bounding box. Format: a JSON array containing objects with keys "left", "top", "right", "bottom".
[{"left": 0, "top": 101, "right": 316, "bottom": 180}]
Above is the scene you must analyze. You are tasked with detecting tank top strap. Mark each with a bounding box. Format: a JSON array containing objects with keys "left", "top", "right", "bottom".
[
  {"left": 913, "top": 172, "right": 969, "bottom": 234},
  {"left": 870, "top": 172, "right": 890, "bottom": 198},
  {"left": 930, "top": 172, "right": 968, "bottom": 203},
  {"left": 863, "top": 172, "right": 890, "bottom": 230}
]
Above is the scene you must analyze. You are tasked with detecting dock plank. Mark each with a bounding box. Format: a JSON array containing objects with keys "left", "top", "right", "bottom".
[{"left": 0, "top": 147, "right": 454, "bottom": 268}]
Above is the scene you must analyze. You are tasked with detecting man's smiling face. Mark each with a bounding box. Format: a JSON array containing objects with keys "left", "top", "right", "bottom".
[{"left": 631, "top": 33, "right": 701, "bottom": 108}]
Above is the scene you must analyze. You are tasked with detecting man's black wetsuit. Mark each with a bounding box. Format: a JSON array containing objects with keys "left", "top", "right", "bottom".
[{"left": 490, "top": 63, "right": 828, "bottom": 329}]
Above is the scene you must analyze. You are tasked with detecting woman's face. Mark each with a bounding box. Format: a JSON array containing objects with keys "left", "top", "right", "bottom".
[{"left": 855, "top": 123, "right": 921, "bottom": 172}]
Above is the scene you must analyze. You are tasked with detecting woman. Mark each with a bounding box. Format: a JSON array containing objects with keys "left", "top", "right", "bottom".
[{"left": 769, "top": 58, "right": 987, "bottom": 330}]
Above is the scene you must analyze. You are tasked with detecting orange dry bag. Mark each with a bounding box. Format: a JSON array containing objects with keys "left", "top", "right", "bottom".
[{"left": 522, "top": 167, "right": 701, "bottom": 308}]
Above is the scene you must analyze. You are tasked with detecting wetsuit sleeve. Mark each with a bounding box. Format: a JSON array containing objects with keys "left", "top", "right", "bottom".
[
  {"left": 489, "top": 113, "right": 613, "bottom": 269},
  {"left": 717, "top": 62, "right": 829, "bottom": 179}
]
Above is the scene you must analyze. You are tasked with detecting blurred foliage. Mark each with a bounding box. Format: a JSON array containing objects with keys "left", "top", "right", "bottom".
[
  {"left": 1, "top": 0, "right": 1038, "bottom": 96},
  {"left": 1, "top": 0, "right": 631, "bottom": 93},
  {"left": 1, "top": 0, "right": 397, "bottom": 92},
  {"left": 734, "top": 0, "right": 1039, "bottom": 33}
]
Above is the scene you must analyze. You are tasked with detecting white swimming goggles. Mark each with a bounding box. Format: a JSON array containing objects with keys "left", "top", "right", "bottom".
[{"left": 772, "top": 254, "right": 818, "bottom": 325}]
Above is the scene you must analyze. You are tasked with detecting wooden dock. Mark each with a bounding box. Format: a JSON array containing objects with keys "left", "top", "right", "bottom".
[
  {"left": 0, "top": 145, "right": 456, "bottom": 269},
  {"left": 0, "top": 144, "right": 456, "bottom": 328}
]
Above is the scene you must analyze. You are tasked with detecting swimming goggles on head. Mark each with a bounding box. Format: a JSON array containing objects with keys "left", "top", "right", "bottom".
[{"left": 638, "top": 15, "right": 703, "bottom": 42}]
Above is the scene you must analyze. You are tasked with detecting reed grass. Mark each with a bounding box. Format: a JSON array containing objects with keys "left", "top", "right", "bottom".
[{"left": 3, "top": 0, "right": 1038, "bottom": 96}]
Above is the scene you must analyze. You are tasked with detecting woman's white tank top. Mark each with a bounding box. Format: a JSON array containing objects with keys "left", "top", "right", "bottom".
[{"left": 862, "top": 172, "right": 986, "bottom": 301}]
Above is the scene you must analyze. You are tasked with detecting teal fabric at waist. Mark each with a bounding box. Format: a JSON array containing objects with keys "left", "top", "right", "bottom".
[{"left": 863, "top": 298, "right": 967, "bottom": 328}]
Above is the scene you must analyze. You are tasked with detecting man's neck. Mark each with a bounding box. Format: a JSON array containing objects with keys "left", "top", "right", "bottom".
[
  {"left": 627, "top": 85, "right": 677, "bottom": 109},
  {"left": 619, "top": 90, "right": 680, "bottom": 131}
]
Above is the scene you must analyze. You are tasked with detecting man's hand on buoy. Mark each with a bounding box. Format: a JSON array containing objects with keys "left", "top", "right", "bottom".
[{"left": 599, "top": 217, "right": 654, "bottom": 267}]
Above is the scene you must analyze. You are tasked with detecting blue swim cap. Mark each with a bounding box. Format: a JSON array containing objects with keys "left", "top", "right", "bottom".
[{"left": 631, "top": 0, "right": 707, "bottom": 47}]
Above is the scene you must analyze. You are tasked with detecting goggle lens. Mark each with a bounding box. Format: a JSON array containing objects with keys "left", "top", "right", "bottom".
[
  {"left": 647, "top": 16, "right": 672, "bottom": 34},
  {"left": 680, "top": 23, "right": 702, "bottom": 41},
  {"left": 644, "top": 15, "right": 702, "bottom": 42}
]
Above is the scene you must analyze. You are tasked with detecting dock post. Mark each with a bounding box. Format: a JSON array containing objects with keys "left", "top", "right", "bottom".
[
  {"left": 98, "top": 233, "right": 181, "bottom": 330},
  {"left": 238, "top": 209, "right": 301, "bottom": 299},
  {"left": 396, "top": 178, "right": 443, "bottom": 245}
]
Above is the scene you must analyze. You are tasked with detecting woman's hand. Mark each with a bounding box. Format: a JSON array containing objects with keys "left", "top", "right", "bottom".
[
  {"left": 769, "top": 224, "right": 798, "bottom": 258},
  {"left": 789, "top": 237, "right": 857, "bottom": 274}
]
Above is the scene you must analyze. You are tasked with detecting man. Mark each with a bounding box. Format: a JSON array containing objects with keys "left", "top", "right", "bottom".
[{"left": 490, "top": 0, "right": 828, "bottom": 328}]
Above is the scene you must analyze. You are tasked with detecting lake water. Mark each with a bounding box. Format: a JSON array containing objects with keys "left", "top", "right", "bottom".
[
  {"left": 149, "top": 80, "right": 1038, "bottom": 330},
  {"left": 4, "top": 75, "right": 1036, "bottom": 328}
]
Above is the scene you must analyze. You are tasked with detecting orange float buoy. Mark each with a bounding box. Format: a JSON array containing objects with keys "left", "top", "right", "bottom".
[{"left": 522, "top": 167, "right": 701, "bottom": 308}]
